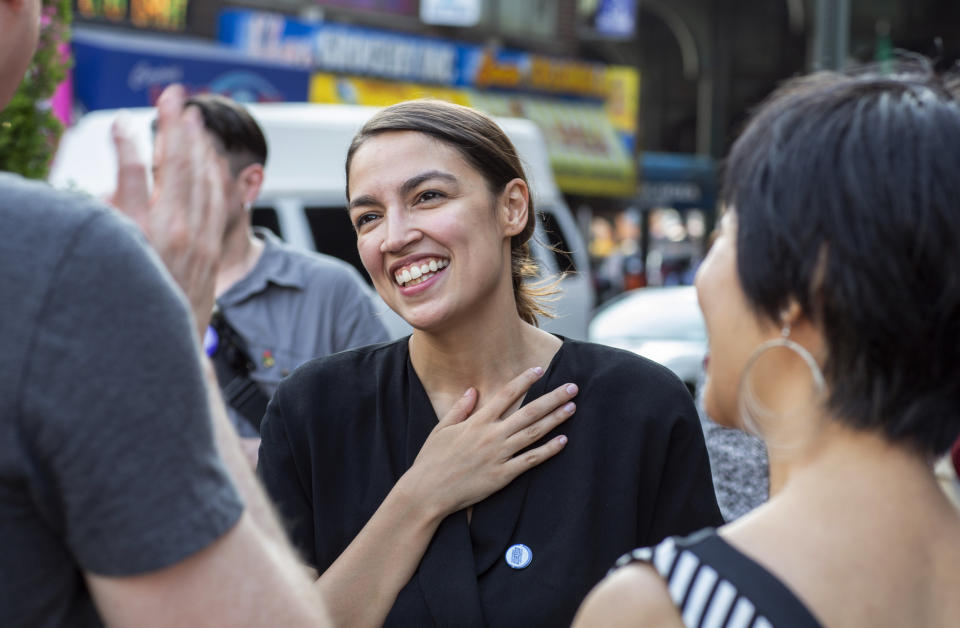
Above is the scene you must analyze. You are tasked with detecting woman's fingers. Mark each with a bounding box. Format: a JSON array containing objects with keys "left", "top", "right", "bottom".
[
  {"left": 504, "top": 399, "right": 576, "bottom": 451},
  {"left": 501, "top": 382, "right": 578, "bottom": 435},
  {"left": 503, "top": 434, "right": 569, "bottom": 477},
  {"left": 436, "top": 387, "right": 478, "bottom": 428},
  {"left": 476, "top": 366, "right": 545, "bottom": 423}
]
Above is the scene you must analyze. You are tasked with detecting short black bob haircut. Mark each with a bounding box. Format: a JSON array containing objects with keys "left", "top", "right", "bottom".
[{"left": 723, "top": 64, "right": 960, "bottom": 458}]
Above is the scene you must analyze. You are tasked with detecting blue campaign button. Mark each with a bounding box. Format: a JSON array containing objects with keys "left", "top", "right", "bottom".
[
  {"left": 505, "top": 544, "right": 532, "bottom": 569},
  {"left": 203, "top": 325, "right": 219, "bottom": 357}
]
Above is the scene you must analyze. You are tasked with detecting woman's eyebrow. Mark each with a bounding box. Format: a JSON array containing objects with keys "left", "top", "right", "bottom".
[
  {"left": 400, "top": 171, "right": 457, "bottom": 196},
  {"left": 348, "top": 194, "right": 380, "bottom": 210},
  {"left": 349, "top": 171, "right": 458, "bottom": 210}
]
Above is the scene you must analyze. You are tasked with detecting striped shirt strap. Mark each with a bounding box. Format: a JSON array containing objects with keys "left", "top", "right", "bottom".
[{"left": 612, "top": 529, "right": 822, "bottom": 628}]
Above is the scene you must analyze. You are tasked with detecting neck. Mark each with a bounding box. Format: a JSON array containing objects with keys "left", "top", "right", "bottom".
[
  {"left": 215, "top": 219, "right": 263, "bottom": 297},
  {"left": 409, "top": 308, "right": 561, "bottom": 420},
  {"left": 767, "top": 422, "right": 950, "bottom": 515}
]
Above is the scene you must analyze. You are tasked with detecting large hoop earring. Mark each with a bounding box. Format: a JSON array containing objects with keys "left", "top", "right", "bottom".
[{"left": 738, "top": 323, "right": 826, "bottom": 450}]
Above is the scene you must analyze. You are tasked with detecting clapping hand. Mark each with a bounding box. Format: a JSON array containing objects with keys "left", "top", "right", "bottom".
[{"left": 110, "top": 84, "right": 229, "bottom": 339}]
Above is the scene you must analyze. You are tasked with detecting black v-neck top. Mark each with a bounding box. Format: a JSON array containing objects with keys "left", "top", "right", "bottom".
[{"left": 259, "top": 337, "right": 724, "bottom": 627}]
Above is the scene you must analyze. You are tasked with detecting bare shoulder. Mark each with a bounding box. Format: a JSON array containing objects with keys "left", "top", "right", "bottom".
[{"left": 572, "top": 563, "right": 684, "bottom": 628}]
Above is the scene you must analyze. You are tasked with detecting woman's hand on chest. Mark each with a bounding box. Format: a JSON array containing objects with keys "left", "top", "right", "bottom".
[{"left": 399, "top": 367, "right": 579, "bottom": 519}]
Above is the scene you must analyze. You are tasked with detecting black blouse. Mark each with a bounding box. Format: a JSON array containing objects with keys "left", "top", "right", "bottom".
[{"left": 259, "top": 337, "right": 724, "bottom": 627}]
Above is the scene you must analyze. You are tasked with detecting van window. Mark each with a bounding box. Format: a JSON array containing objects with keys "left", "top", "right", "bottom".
[
  {"left": 304, "top": 206, "right": 370, "bottom": 283},
  {"left": 538, "top": 210, "right": 577, "bottom": 274},
  {"left": 252, "top": 206, "right": 282, "bottom": 239}
]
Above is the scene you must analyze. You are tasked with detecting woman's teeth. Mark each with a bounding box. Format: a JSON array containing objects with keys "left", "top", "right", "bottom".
[{"left": 396, "top": 258, "right": 448, "bottom": 286}]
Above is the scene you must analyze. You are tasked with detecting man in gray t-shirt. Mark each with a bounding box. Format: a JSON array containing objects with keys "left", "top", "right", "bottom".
[
  {"left": 0, "top": 6, "right": 328, "bottom": 623},
  {"left": 155, "top": 95, "right": 389, "bottom": 461},
  {"left": 0, "top": 176, "right": 245, "bottom": 625}
]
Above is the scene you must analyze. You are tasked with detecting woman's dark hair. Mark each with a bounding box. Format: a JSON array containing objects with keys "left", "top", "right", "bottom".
[
  {"left": 723, "top": 66, "right": 960, "bottom": 457},
  {"left": 345, "top": 100, "right": 555, "bottom": 326}
]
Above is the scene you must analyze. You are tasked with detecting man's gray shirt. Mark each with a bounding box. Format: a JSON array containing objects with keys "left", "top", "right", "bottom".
[
  {"left": 0, "top": 173, "right": 243, "bottom": 627},
  {"left": 219, "top": 228, "right": 391, "bottom": 435}
]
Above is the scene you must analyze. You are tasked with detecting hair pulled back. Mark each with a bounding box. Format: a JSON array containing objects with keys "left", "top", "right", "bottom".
[{"left": 346, "top": 100, "right": 554, "bottom": 325}]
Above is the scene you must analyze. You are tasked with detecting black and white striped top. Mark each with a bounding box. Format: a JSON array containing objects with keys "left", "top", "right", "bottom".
[{"left": 613, "top": 529, "right": 822, "bottom": 628}]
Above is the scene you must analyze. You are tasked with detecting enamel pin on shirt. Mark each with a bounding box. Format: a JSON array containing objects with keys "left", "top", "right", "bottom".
[{"left": 505, "top": 544, "right": 532, "bottom": 569}]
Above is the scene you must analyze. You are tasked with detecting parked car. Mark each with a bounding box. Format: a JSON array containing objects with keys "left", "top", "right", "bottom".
[
  {"left": 588, "top": 286, "right": 706, "bottom": 395},
  {"left": 48, "top": 103, "right": 593, "bottom": 340}
]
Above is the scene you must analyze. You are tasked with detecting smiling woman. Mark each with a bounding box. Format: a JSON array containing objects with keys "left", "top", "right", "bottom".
[{"left": 257, "top": 100, "right": 723, "bottom": 627}]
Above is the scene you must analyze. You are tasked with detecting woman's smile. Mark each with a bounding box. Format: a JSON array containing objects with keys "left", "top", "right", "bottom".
[
  {"left": 393, "top": 256, "right": 450, "bottom": 287},
  {"left": 347, "top": 131, "right": 514, "bottom": 331}
]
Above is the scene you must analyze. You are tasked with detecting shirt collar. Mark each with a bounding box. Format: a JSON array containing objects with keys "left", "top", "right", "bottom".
[{"left": 217, "top": 227, "right": 308, "bottom": 306}]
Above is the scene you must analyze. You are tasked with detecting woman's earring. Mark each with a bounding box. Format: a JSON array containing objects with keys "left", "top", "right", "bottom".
[
  {"left": 738, "top": 321, "right": 826, "bottom": 451},
  {"left": 243, "top": 201, "right": 253, "bottom": 212}
]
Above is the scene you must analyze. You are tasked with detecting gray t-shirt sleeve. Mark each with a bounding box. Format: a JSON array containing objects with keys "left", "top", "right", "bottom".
[
  {"left": 19, "top": 212, "right": 244, "bottom": 576},
  {"left": 326, "top": 265, "right": 391, "bottom": 353}
]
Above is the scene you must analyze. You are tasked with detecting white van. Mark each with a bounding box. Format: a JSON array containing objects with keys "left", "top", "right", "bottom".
[{"left": 48, "top": 103, "right": 593, "bottom": 339}]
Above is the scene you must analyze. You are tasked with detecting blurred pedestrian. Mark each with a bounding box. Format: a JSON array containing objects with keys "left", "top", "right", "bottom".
[
  {"left": 145, "top": 94, "right": 389, "bottom": 466},
  {"left": 258, "top": 100, "right": 723, "bottom": 627},
  {"left": 574, "top": 68, "right": 960, "bottom": 627},
  {"left": 698, "top": 404, "right": 769, "bottom": 521},
  {"left": 0, "top": 2, "right": 329, "bottom": 625}
]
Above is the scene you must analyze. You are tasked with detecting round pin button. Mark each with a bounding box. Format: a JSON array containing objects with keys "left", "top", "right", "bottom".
[
  {"left": 203, "top": 325, "right": 219, "bottom": 357},
  {"left": 505, "top": 544, "right": 532, "bottom": 569}
]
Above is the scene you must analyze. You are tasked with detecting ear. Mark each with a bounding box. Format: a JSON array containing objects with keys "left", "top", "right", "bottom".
[
  {"left": 499, "top": 178, "right": 530, "bottom": 238},
  {"left": 237, "top": 163, "right": 265, "bottom": 206},
  {"left": 780, "top": 300, "right": 803, "bottom": 328},
  {"left": 780, "top": 299, "right": 826, "bottom": 362}
]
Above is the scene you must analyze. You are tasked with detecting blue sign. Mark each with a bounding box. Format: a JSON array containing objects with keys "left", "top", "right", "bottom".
[
  {"left": 584, "top": 0, "right": 637, "bottom": 39},
  {"left": 216, "top": 9, "right": 610, "bottom": 99},
  {"left": 219, "top": 10, "right": 466, "bottom": 85},
  {"left": 72, "top": 27, "right": 311, "bottom": 111}
]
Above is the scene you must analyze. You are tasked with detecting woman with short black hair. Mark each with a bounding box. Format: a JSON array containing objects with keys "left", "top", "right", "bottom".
[
  {"left": 574, "top": 68, "right": 960, "bottom": 627},
  {"left": 258, "top": 100, "right": 723, "bottom": 627}
]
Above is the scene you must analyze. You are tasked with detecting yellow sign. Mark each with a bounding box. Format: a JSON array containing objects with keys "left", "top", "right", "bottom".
[
  {"left": 466, "top": 92, "right": 635, "bottom": 197},
  {"left": 471, "top": 51, "right": 609, "bottom": 99},
  {"left": 604, "top": 66, "right": 639, "bottom": 138},
  {"left": 309, "top": 74, "right": 470, "bottom": 107},
  {"left": 309, "top": 72, "right": 636, "bottom": 197}
]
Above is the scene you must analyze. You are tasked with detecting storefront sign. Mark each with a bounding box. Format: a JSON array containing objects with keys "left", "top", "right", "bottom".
[
  {"left": 308, "top": 73, "right": 636, "bottom": 197},
  {"left": 315, "top": 24, "right": 460, "bottom": 83},
  {"left": 216, "top": 9, "right": 641, "bottom": 197},
  {"left": 72, "top": 28, "right": 310, "bottom": 111},
  {"left": 226, "top": 11, "right": 315, "bottom": 68},
  {"left": 219, "top": 9, "right": 614, "bottom": 100},
  {"left": 473, "top": 92, "right": 636, "bottom": 196},
  {"left": 75, "top": 0, "right": 190, "bottom": 31},
  {"left": 639, "top": 152, "right": 716, "bottom": 210},
  {"left": 465, "top": 49, "right": 608, "bottom": 98}
]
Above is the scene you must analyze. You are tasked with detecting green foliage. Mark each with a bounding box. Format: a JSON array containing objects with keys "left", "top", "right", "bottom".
[{"left": 0, "top": 0, "right": 72, "bottom": 179}]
